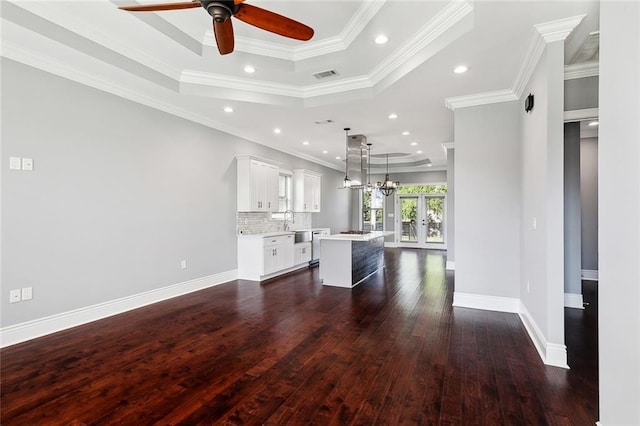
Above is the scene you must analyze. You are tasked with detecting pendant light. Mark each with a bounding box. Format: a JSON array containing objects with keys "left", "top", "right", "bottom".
[
  {"left": 376, "top": 153, "right": 400, "bottom": 196},
  {"left": 364, "top": 143, "right": 373, "bottom": 192},
  {"left": 342, "top": 127, "right": 351, "bottom": 188}
]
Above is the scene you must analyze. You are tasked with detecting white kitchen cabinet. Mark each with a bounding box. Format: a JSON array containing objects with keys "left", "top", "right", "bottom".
[
  {"left": 293, "top": 169, "right": 321, "bottom": 212},
  {"left": 238, "top": 233, "right": 296, "bottom": 280},
  {"left": 294, "top": 242, "right": 312, "bottom": 265},
  {"left": 237, "top": 156, "right": 279, "bottom": 212}
]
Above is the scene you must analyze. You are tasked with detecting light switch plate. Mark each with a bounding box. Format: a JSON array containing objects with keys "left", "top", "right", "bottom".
[
  {"left": 181, "top": 260, "right": 187, "bottom": 269},
  {"left": 10, "top": 157, "right": 21, "bottom": 170},
  {"left": 22, "top": 158, "right": 33, "bottom": 171},
  {"left": 21, "top": 287, "right": 33, "bottom": 301}
]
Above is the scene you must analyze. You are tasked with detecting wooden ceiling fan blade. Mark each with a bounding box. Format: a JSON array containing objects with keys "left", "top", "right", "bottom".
[
  {"left": 119, "top": 1, "right": 200, "bottom": 12},
  {"left": 234, "top": 0, "right": 245, "bottom": 4},
  {"left": 234, "top": 4, "right": 314, "bottom": 41},
  {"left": 214, "top": 19, "right": 235, "bottom": 55}
]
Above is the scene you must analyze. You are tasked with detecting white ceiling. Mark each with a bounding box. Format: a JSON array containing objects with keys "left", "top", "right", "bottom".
[{"left": 1, "top": 0, "right": 600, "bottom": 173}]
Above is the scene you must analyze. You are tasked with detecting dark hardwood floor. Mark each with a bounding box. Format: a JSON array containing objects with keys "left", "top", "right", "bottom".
[{"left": 1, "top": 249, "right": 598, "bottom": 425}]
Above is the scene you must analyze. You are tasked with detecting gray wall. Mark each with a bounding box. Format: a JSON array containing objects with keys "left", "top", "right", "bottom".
[
  {"left": 564, "top": 122, "right": 582, "bottom": 296},
  {"left": 564, "top": 76, "right": 599, "bottom": 111},
  {"left": 580, "top": 137, "right": 598, "bottom": 271},
  {"left": 1, "top": 59, "right": 350, "bottom": 327},
  {"left": 519, "top": 40, "right": 566, "bottom": 348},
  {"left": 598, "top": 1, "right": 640, "bottom": 422},
  {"left": 454, "top": 101, "right": 521, "bottom": 298}
]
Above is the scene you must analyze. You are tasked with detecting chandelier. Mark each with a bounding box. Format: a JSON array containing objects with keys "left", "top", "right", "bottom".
[{"left": 376, "top": 153, "right": 400, "bottom": 196}]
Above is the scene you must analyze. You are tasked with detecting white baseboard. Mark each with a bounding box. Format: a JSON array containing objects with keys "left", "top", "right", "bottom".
[
  {"left": 519, "top": 302, "right": 569, "bottom": 369},
  {"left": 581, "top": 269, "right": 599, "bottom": 281},
  {"left": 446, "top": 261, "right": 455, "bottom": 270},
  {"left": 384, "top": 242, "right": 401, "bottom": 248},
  {"left": 452, "top": 292, "right": 569, "bottom": 369},
  {"left": 564, "top": 292, "right": 585, "bottom": 309},
  {"left": 0, "top": 269, "right": 238, "bottom": 348},
  {"left": 452, "top": 292, "right": 520, "bottom": 313}
]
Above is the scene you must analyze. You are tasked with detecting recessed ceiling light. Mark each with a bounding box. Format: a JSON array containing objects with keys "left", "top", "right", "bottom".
[
  {"left": 427, "top": 163, "right": 433, "bottom": 167},
  {"left": 375, "top": 34, "right": 388, "bottom": 45},
  {"left": 388, "top": 113, "right": 398, "bottom": 119},
  {"left": 244, "top": 65, "right": 255, "bottom": 73},
  {"left": 454, "top": 65, "right": 468, "bottom": 74},
  {"left": 302, "top": 141, "right": 309, "bottom": 145},
  {"left": 336, "top": 156, "right": 341, "bottom": 160},
  {"left": 274, "top": 128, "right": 281, "bottom": 134},
  {"left": 410, "top": 142, "right": 418, "bottom": 146},
  {"left": 322, "top": 150, "right": 328, "bottom": 154},
  {"left": 588, "top": 121, "right": 599, "bottom": 126},
  {"left": 416, "top": 150, "right": 423, "bottom": 154},
  {"left": 402, "top": 131, "right": 410, "bottom": 136},
  {"left": 223, "top": 106, "right": 234, "bottom": 113}
]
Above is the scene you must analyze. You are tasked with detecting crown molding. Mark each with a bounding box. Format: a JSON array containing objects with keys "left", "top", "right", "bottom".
[
  {"left": 451, "top": 14, "right": 587, "bottom": 110},
  {"left": 441, "top": 142, "right": 455, "bottom": 155},
  {"left": 534, "top": 14, "right": 586, "bottom": 43},
  {"left": 445, "top": 89, "right": 518, "bottom": 111},
  {"left": 564, "top": 61, "right": 599, "bottom": 80},
  {"left": 564, "top": 108, "right": 599, "bottom": 122},
  {"left": 2, "top": 41, "right": 345, "bottom": 174},
  {"left": 204, "top": 0, "right": 386, "bottom": 61},
  {"left": 370, "top": 0, "right": 473, "bottom": 86},
  {"left": 8, "top": 0, "right": 182, "bottom": 80},
  {"left": 512, "top": 26, "right": 547, "bottom": 99},
  {"left": 180, "top": 70, "right": 304, "bottom": 97}
]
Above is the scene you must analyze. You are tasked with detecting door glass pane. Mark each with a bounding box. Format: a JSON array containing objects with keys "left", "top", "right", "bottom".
[
  {"left": 425, "top": 196, "right": 444, "bottom": 243},
  {"left": 400, "top": 197, "right": 418, "bottom": 242}
]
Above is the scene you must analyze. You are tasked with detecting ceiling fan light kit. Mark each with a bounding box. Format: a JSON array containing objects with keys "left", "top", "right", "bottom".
[{"left": 118, "top": 0, "right": 314, "bottom": 55}]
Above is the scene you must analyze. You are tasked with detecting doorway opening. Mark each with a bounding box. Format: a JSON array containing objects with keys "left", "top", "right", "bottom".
[{"left": 395, "top": 185, "right": 447, "bottom": 249}]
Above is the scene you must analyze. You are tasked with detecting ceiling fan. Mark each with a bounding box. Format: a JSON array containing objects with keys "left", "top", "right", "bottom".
[{"left": 119, "top": 0, "right": 314, "bottom": 55}]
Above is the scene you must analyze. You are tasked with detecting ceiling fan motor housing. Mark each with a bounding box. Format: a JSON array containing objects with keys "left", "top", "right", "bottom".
[{"left": 203, "top": 1, "right": 238, "bottom": 22}]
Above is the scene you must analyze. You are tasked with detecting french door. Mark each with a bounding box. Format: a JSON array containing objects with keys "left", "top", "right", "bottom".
[{"left": 396, "top": 194, "right": 446, "bottom": 249}]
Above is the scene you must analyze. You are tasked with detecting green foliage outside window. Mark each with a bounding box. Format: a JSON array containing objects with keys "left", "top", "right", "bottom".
[{"left": 398, "top": 185, "right": 447, "bottom": 222}]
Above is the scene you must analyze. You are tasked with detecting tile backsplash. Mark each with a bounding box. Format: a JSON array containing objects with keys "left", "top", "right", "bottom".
[{"left": 236, "top": 212, "right": 312, "bottom": 235}]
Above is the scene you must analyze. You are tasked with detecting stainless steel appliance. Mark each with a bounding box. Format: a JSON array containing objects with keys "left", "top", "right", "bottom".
[
  {"left": 295, "top": 230, "right": 312, "bottom": 243},
  {"left": 311, "top": 230, "right": 324, "bottom": 265}
]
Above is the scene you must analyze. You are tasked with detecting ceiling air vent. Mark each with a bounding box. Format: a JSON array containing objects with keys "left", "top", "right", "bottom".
[{"left": 313, "top": 69, "right": 338, "bottom": 79}]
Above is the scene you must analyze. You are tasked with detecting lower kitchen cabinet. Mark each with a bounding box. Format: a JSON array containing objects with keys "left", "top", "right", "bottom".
[
  {"left": 238, "top": 233, "right": 298, "bottom": 281},
  {"left": 294, "top": 242, "right": 312, "bottom": 265}
]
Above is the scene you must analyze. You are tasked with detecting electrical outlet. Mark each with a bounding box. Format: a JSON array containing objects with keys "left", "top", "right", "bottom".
[
  {"left": 181, "top": 260, "right": 187, "bottom": 269},
  {"left": 22, "top": 158, "right": 33, "bottom": 171},
  {"left": 532, "top": 217, "right": 537, "bottom": 230},
  {"left": 21, "top": 287, "right": 33, "bottom": 301},
  {"left": 527, "top": 280, "right": 530, "bottom": 293},
  {"left": 10, "top": 289, "right": 21, "bottom": 303}
]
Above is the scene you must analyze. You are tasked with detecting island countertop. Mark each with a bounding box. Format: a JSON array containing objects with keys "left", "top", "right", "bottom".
[{"left": 319, "top": 231, "right": 394, "bottom": 241}]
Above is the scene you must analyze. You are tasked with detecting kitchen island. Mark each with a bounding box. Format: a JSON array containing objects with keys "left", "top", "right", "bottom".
[{"left": 319, "top": 231, "right": 394, "bottom": 288}]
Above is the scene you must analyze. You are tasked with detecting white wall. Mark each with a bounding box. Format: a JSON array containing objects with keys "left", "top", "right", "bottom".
[
  {"left": 519, "top": 40, "right": 567, "bottom": 365},
  {"left": 1, "top": 59, "right": 350, "bottom": 329},
  {"left": 454, "top": 101, "right": 521, "bottom": 299},
  {"left": 598, "top": 1, "right": 640, "bottom": 423}
]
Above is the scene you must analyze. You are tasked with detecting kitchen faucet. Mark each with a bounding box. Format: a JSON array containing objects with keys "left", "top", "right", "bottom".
[{"left": 283, "top": 210, "right": 294, "bottom": 231}]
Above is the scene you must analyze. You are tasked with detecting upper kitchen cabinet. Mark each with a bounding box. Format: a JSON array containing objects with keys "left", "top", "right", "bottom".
[
  {"left": 237, "top": 156, "right": 279, "bottom": 212},
  {"left": 293, "top": 169, "right": 321, "bottom": 212}
]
